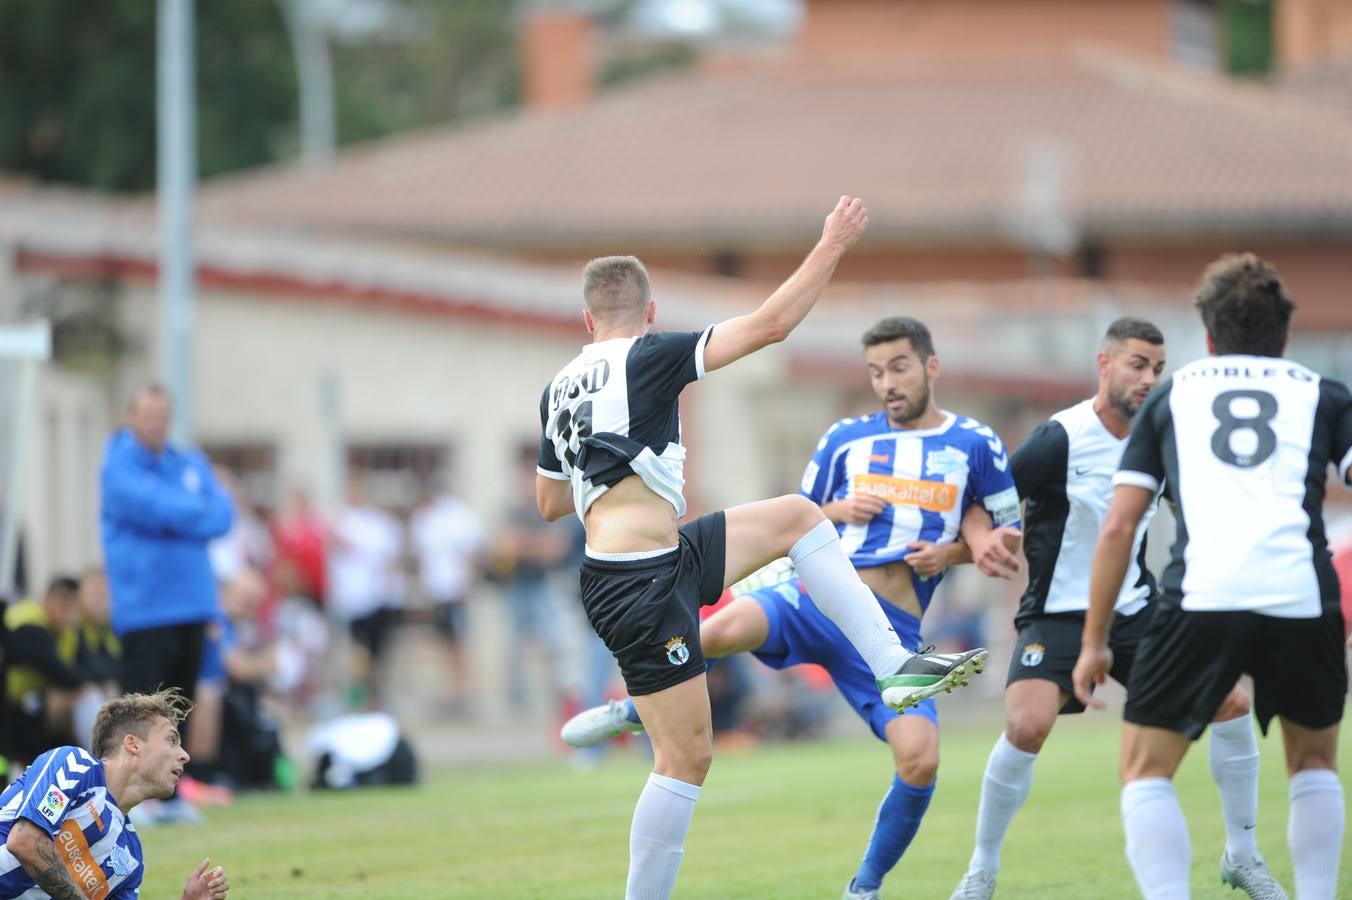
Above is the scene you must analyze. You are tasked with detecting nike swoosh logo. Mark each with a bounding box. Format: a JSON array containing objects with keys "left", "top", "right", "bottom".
[
  {"left": 1243, "top": 824, "right": 1256, "bottom": 830},
  {"left": 1073, "top": 467, "right": 1093, "bottom": 476}
]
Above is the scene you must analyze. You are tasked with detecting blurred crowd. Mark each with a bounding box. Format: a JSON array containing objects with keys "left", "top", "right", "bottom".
[{"left": 5, "top": 383, "right": 1350, "bottom": 814}]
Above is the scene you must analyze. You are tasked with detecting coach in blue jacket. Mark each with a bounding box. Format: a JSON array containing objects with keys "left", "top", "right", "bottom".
[{"left": 100, "top": 384, "right": 234, "bottom": 708}]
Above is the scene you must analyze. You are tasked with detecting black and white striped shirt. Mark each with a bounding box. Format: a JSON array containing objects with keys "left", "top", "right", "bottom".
[
  {"left": 1013, "top": 398, "right": 1158, "bottom": 627},
  {"left": 1116, "top": 356, "right": 1352, "bottom": 617},
  {"left": 538, "top": 327, "right": 713, "bottom": 520}
]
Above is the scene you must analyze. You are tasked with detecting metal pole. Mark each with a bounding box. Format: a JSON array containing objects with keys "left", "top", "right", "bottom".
[
  {"left": 280, "top": 0, "right": 337, "bottom": 167},
  {"left": 158, "top": 0, "right": 197, "bottom": 444},
  {"left": 0, "top": 322, "right": 52, "bottom": 601}
]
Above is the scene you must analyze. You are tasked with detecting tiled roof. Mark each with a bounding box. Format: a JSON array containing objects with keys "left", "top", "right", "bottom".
[{"left": 197, "top": 48, "right": 1352, "bottom": 248}]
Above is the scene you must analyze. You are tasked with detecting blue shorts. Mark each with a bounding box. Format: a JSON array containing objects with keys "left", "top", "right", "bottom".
[{"left": 749, "top": 580, "right": 937, "bottom": 741}]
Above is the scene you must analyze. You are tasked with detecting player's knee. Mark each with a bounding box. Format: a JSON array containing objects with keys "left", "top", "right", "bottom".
[
  {"left": 1286, "top": 747, "right": 1338, "bottom": 776},
  {"left": 897, "top": 748, "right": 939, "bottom": 786},
  {"left": 781, "top": 494, "right": 826, "bottom": 538},
  {"left": 1005, "top": 710, "right": 1054, "bottom": 754},
  {"left": 1213, "top": 687, "right": 1250, "bottom": 722}
]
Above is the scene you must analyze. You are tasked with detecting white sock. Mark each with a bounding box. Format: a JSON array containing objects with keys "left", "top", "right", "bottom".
[
  {"left": 1208, "top": 713, "right": 1260, "bottom": 865},
  {"left": 969, "top": 733, "right": 1037, "bottom": 874},
  {"left": 627, "top": 772, "right": 701, "bottom": 900},
  {"left": 789, "top": 519, "right": 909, "bottom": 678},
  {"left": 1121, "top": 778, "right": 1191, "bottom": 900},
  {"left": 1288, "top": 768, "right": 1343, "bottom": 900}
]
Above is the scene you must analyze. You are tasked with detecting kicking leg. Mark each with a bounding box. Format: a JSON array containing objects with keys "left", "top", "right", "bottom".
[
  {"left": 624, "top": 674, "right": 713, "bottom": 900},
  {"left": 847, "top": 715, "right": 939, "bottom": 898},
  {"left": 723, "top": 495, "right": 986, "bottom": 711}
]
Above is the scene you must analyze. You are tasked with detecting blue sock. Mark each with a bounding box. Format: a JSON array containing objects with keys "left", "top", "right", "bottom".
[{"left": 852, "top": 775, "right": 935, "bottom": 891}]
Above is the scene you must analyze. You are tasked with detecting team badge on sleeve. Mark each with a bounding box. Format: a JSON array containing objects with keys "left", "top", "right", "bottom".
[{"left": 38, "top": 787, "right": 70, "bottom": 824}]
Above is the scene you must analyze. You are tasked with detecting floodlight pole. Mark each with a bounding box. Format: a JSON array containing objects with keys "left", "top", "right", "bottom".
[
  {"left": 0, "top": 323, "right": 52, "bottom": 601},
  {"left": 158, "top": 0, "right": 197, "bottom": 444}
]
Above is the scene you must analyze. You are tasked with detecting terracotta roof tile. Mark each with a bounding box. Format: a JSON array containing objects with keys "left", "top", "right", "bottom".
[{"left": 198, "top": 49, "right": 1352, "bottom": 246}]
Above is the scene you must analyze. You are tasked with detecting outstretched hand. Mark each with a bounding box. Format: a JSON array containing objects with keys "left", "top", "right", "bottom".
[
  {"left": 821, "top": 196, "right": 869, "bottom": 253},
  {"left": 181, "top": 858, "right": 229, "bottom": 900}
]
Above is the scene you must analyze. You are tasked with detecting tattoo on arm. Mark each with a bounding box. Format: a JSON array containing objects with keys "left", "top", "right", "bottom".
[{"left": 14, "top": 821, "right": 83, "bottom": 900}]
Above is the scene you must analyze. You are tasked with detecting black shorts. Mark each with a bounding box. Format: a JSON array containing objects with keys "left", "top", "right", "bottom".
[
  {"left": 350, "top": 606, "right": 400, "bottom": 662},
  {"left": 1125, "top": 606, "right": 1348, "bottom": 740},
  {"left": 119, "top": 621, "right": 207, "bottom": 704},
  {"left": 430, "top": 599, "right": 468, "bottom": 640},
  {"left": 1007, "top": 609, "right": 1152, "bottom": 715},
  {"left": 579, "top": 512, "right": 726, "bottom": 696}
]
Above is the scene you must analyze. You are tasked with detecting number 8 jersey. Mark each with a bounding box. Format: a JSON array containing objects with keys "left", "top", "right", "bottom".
[
  {"left": 1116, "top": 355, "right": 1352, "bottom": 617},
  {"left": 538, "top": 327, "right": 714, "bottom": 520}
]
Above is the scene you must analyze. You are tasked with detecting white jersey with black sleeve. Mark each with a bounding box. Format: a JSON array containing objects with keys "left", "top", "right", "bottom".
[
  {"left": 1116, "top": 355, "right": 1352, "bottom": 617},
  {"left": 538, "top": 327, "right": 714, "bottom": 521},
  {"left": 1012, "top": 398, "right": 1159, "bottom": 628}
]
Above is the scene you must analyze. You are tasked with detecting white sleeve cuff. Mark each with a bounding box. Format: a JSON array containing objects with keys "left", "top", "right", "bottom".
[
  {"left": 536, "top": 466, "right": 569, "bottom": 481},
  {"left": 1112, "top": 470, "right": 1159, "bottom": 492},
  {"left": 694, "top": 325, "right": 714, "bottom": 381},
  {"left": 1339, "top": 446, "right": 1352, "bottom": 489}
]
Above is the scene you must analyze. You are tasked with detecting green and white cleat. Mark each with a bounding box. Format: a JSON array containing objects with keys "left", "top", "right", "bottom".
[
  {"left": 560, "top": 699, "right": 645, "bottom": 748},
  {"left": 1220, "top": 852, "right": 1288, "bottom": 900},
  {"left": 949, "top": 868, "right": 997, "bottom": 900},
  {"left": 878, "top": 646, "right": 989, "bottom": 713}
]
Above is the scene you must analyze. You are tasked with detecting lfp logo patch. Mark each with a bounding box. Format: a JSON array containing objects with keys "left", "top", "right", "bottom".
[
  {"left": 37, "top": 787, "right": 69, "bottom": 824},
  {"left": 665, "top": 636, "right": 690, "bottom": 666}
]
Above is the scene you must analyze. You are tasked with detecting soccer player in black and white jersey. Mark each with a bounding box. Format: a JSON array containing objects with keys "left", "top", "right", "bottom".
[
  {"left": 1074, "top": 255, "right": 1349, "bottom": 900},
  {"left": 952, "top": 318, "right": 1282, "bottom": 899},
  {"left": 536, "top": 197, "right": 988, "bottom": 900}
]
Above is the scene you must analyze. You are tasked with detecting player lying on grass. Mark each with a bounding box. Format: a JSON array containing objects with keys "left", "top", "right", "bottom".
[
  {"left": 0, "top": 689, "right": 229, "bottom": 899},
  {"left": 561, "top": 316, "right": 1022, "bottom": 900}
]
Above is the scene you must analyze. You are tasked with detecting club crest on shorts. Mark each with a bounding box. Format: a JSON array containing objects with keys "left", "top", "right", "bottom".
[
  {"left": 1020, "top": 642, "right": 1045, "bottom": 667},
  {"left": 665, "top": 636, "right": 690, "bottom": 666}
]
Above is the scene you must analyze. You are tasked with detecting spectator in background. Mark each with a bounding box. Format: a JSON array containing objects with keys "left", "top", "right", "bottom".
[
  {"left": 208, "top": 466, "right": 274, "bottom": 585},
  {"left": 272, "top": 486, "right": 327, "bottom": 605},
  {"left": 409, "top": 479, "right": 484, "bottom": 717},
  {"left": 328, "top": 478, "right": 404, "bottom": 709},
  {"left": 100, "top": 384, "right": 233, "bottom": 822},
  {"left": 490, "top": 445, "right": 572, "bottom": 712},
  {"left": 71, "top": 567, "right": 120, "bottom": 750},
  {"left": 2, "top": 576, "right": 84, "bottom": 763}
]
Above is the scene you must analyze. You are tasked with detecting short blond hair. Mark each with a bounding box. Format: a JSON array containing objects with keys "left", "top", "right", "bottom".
[
  {"left": 91, "top": 689, "right": 192, "bottom": 758},
  {"left": 582, "top": 256, "right": 650, "bottom": 323}
]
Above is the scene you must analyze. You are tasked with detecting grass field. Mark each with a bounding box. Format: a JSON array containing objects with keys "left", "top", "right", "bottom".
[{"left": 137, "top": 714, "right": 1351, "bottom": 898}]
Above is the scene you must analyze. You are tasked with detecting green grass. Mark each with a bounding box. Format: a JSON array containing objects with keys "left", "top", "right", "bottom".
[{"left": 138, "top": 714, "right": 1352, "bottom": 898}]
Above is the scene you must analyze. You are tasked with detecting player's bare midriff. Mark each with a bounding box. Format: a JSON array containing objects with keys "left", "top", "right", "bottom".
[
  {"left": 856, "top": 560, "right": 923, "bottom": 620},
  {"left": 583, "top": 474, "right": 681, "bottom": 553}
]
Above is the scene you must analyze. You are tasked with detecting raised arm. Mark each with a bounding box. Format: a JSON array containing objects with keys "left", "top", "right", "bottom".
[
  {"left": 6, "top": 819, "right": 85, "bottom": 900},
  {"left": 702, "top": 196, "right": 869, "bottom": 373}
]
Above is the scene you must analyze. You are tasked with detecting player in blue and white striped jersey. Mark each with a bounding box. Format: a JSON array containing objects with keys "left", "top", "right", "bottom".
[{"left": 0, "top": 690, "right": 228, "bottom": 900}]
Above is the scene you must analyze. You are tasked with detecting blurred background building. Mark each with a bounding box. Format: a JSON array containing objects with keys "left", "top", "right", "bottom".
[{"left": 1, "top": 0, "right": 1351, "bottom": 760}]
